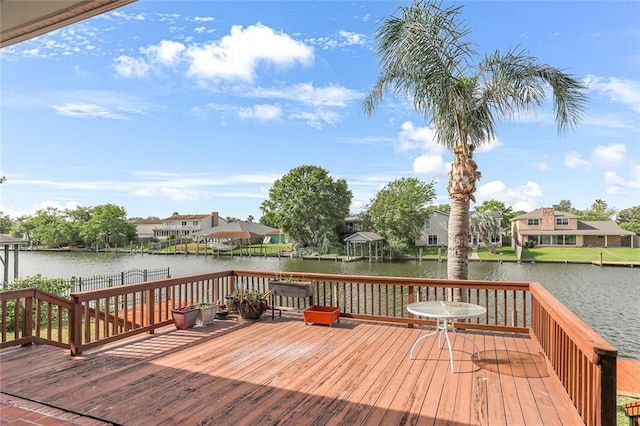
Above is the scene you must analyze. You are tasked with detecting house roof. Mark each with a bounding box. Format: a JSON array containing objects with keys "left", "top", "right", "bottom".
[
  {"left": 344, "top": 231, "right": 385, "bottom": 243},
  {"left": 129, "top": 218, "right": 162, "bottom": 225},
  {"left": 162, "top": 214, "right": 211, "bottom": 221},
  {"left": 199, "top": 222, "right": 278, "bottom": 239},
  {"left": 0, "top": 233, "right": 29, "bottom": 245},
  {"left": 512, "top": 208, "right": 579, "bottom": 220},
  {"left": 517, "top": 220, "right": 634, "bottom": 236},
  {"left": 1, "top": 0, "right": 137, "bottom": 48}
]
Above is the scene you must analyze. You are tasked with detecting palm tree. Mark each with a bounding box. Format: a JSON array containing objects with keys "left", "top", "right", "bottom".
[
  {"left": 363, "top": 0, "right": 586, "bottom": 282},
  {"left": 470, "top": 210, "right": 502, "bottom": 254}
]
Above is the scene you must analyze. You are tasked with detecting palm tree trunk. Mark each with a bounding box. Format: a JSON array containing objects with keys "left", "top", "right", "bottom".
[
  {"left": 447, "top": 197, "right": 470, "bottom": 300},
  {"left": 446, "top": 145, "right": 480, "bottom": 300}
]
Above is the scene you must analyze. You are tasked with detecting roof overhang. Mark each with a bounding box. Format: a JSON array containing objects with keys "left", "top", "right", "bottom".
[{"left": 1, "top": 0, "right": 137, "bottom": 48}]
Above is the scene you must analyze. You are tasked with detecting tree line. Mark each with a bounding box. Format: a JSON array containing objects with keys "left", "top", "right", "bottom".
[
  {"left": 0, "top": 165, "right": 638, "bottom": 251},
  {"left": 0, "top": 204, "right": 136, "bottom": 249}
]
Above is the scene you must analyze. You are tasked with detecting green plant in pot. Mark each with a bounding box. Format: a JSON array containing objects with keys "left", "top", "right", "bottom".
[
  {"left": 233, "top": 288, "right": 271, "bottom": 320},
  {"left": 195, "top": 302, "right": 218, "bottom": 326}
]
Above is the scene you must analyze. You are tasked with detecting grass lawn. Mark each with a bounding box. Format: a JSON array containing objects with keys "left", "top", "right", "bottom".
[
  {"left": 618, "top": 395, "right": 638, "bottom": 425},
  {"left": 522, "top": 247, "right": 640, "bottom": 262},
  {"left": 420, "top": 245, "right": 639, "bottom": 263}
]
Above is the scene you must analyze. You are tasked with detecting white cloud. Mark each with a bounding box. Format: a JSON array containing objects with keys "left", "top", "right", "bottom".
[
  {"left": 585, "top": 74, "right": 640, "bottom": 113},
  {"left": 397, "top": 121, "right": 441, "bottom": 153},
  {"left": 140, "top": 40, "right": 185, "bottom": 67},
  {"left": 305, "top": 30, "right": 366, "bottom": 50},
  {"left": 248, "top": 83, "right": 361, "bottom": 107},
  {"left": 593, "top": 143, "right": 626, "bottom": 165},
  {"left": 396, "top": 121, "right": 450, "bottom": 178},
  {"left": 48, "top": 103, "right": 129, "bottom": 120},
  {"left": 476, "top": 180, "right": 544, "bottom": 212},
  {"left": 564, "top": 151, "right": 592, "bottom": 171},
  {"left": 535, "top": 162, "right": 550, "bottom": 171},
  {"left": 114, "top": 55, "right": 150, "bottom": 77},
  {"left": 237, "top": 104, "right": 282, "bottom": 121},
  {"left": 107, "top": 11, "right": 146, "bottom": 21},
  {"left": 289, "top": 109, "right": 339, "bottom": 129},
  {"left": 604, "top": 165, "right": 640, "bottom": 195},
  {"left": 338, "top": 30, "right": 365, "bottom": 46},
  {"left": 194, "top": 17, "right": 215, "bottom": 23},
  {"left": 185, "top": 23, "right": 314, "bottom": 82},
  {"left": 413, "top": 155, "right": 450, "bottom": 176}
]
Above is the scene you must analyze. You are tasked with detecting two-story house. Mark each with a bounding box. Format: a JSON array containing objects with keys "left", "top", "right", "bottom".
[
  {"left": 129, "top": 218, "right": 162, "bottom": 242},
  {"left": 416, "top": 210, "right": 450, "bottom": 246},
  {"left": 153, "top": 212, "right": 226, "bottom": 240},
  {"left": 511, "top": 207, "right": 635, "bottom": 248}
]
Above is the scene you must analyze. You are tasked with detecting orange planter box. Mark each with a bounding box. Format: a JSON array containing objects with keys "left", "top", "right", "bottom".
[{"left": 303, "top": 305, "right": 340, "bottom": 327}]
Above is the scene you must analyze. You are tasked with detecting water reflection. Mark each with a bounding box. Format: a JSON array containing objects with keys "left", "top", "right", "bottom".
[{"left": 9, "top": 251, "right": 640, "bottom": 360}]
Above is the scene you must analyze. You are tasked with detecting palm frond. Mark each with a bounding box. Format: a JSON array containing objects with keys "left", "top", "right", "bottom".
[
  {"left": 478, "top": 48, "right": 587, "bottom": 134},
  {"left": 363, "top": 0, "right": 474, "bottom": 133}
]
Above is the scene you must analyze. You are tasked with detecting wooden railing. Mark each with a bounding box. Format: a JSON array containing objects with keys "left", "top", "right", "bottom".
[
  {"left": 234, "top": 270, "right": 531, "bottom": 332},
  {"left": 529, "top": 282, "right": 617, "bottom": 426},
  {"left": 0, "top": 269, "right": 616, "bottom": 425},
  {"left": 0, "top": 288, "right": 71, "bottom": 349},
  {"left": 69, "top": 271, "right": 235, "bottom": 355}
]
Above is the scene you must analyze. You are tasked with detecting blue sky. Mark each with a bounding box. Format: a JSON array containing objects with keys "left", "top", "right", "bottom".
[{"left": 1, "top": 1, "right": 639, "bottom": 221}]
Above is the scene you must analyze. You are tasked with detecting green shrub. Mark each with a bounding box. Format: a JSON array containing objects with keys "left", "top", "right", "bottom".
[{"left": 1, "top": 275, "right": 72, "bottom": 332}]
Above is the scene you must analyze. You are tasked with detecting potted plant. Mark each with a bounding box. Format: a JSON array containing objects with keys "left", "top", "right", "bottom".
[
  {"left": 215, "top": 300, "right": 229, "bottom": 319},
  {"left": 268, "top": 277, "right": 315, "bottom": 299},
  {"left": 195, "top": 302, "right": 218, "bottom": 326},
  {"left": 268, "top": 276, "right": 316, "bottom": 318},
  {"left": 232, "top": 288, "right": 271, "bottom": 320},
  {"left": 171, "top": 305, "right": 199, "bottom": 330}
]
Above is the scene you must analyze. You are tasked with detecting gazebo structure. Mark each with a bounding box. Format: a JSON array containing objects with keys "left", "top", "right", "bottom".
[
  {"left": 0, "top": 234, "right": 29, "bottom": 287},
  {"left": 199, "top": 222, "right": 280, "bottom": 254},
  {"left": 343, "top": 231, "right": 386, "bottom": 261}
]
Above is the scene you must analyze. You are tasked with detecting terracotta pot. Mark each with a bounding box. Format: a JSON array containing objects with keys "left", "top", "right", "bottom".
[{"left": 171, "top": 307, "right": 198, "bottom": 330}]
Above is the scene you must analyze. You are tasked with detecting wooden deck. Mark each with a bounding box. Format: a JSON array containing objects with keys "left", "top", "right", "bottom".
[{"left": 0, "top": 314, "right": 584, "bottom": 425}]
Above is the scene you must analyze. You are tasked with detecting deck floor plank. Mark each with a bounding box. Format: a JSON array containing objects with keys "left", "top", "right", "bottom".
[{"left": 0, "top": 315, "right": 585, "bottom": 426}]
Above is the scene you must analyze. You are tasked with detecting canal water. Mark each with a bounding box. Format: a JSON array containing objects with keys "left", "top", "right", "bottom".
[{"left": 8, "top": 251, "right": 640, "bottom": 360}]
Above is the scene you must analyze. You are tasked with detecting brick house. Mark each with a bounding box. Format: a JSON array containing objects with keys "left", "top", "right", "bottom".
[{"left": 511, "top": 208, "right": 635, "bottom": 248}]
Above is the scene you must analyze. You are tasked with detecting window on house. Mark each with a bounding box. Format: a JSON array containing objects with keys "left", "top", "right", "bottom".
[
  {"left": 181, "top": 221, "right": 187, "bottom": 226},
  {"left": 527, "top": 219, "right": 540, "bottom": 226},
  {"left": 427, "top": 235, "right": 438, "bottom": 245},
  {"left": 556, "top": 218, "right": 569, "bottom": 226},
  {"left": 444, "top": 220, "right": 448, "bottom": 230},
  {"left": 565, "top": 235, "right": 576, "bottom": 245},
  {"left": 424, "top": 219, "right": 431, "bottom": 230}
]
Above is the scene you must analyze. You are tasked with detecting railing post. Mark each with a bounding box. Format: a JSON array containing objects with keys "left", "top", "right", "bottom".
[
  {"left": 21, "top": 294, "right": 33, "bottom": 347},
  {"left": 408, "top": 285, "right": 414, "bottom": 329},
  {"left": 146, "top": 289, "right": 155, "bottom": 334},
  {"left": 599, "top": 352, "right": 617, "bottom": 426},
  {"left": 229, "top": 274, "right": 235, "bottom": 296},
  {"left": 69, "top": 295, "right": 83, "bottom": 356}
]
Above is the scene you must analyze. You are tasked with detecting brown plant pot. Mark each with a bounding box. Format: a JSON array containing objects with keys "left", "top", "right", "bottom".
[
  {"left": 237, "top": 300, "right": 266, "bottom": 320},
  {"left": 171, "top": 307, "right": 198, "bottom": 330}
]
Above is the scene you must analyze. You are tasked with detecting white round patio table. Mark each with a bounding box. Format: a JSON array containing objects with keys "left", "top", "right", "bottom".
[{"left": 407, "top": 300, "right": 486, "bottom": 373}]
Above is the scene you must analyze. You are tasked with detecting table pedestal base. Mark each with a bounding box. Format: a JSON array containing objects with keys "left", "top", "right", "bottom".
[{"left": 409, "top": 318, "right": 481, "bottom": 373}]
